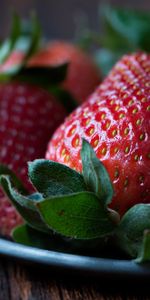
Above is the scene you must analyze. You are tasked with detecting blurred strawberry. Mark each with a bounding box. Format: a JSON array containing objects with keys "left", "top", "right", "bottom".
[
  {"left": 0, "top": 82, "right": 66, "bottom": 236},
  {"left": 0, "top": 16, "right": 68, "bottom": 236},
  {"left": 28, "top": 41, "right": 101, "bottom": 103}
]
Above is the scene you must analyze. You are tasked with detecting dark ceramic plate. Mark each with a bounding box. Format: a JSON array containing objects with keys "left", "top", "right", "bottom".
[{"left": 1, "top": 237, "right": 150, "bottom": 279}]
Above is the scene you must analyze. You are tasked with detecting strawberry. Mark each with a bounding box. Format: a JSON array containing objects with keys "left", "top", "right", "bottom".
[
  {"left": 46, "top": 52, "right": 150, "bottom": 216},
  {"left": 0, "top": 82, "right": 66, "bottom": 236}
]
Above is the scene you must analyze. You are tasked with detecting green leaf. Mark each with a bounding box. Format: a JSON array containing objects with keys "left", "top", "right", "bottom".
[
  {"left": 0, "top": 13, "right": 41, "bottom": 77},
  {"left": 115, "top": 204, "right": 150, "bottom": 258},
  {"left": 91, "top": 5, "right": 150, "bottom": 77},
  {"left": 101, "top": 6, "right": 133, "bottom": 51},
  {"left": 101, "top": 5, "right": 150, "bottom": 52},
  {"left": 0, "top": 175, "right": 49, "bottom": 233},
  {"left": 36, "top": 191, "right": 115, "bottom": 239},
  {"left": 135, "top": 230, "right": 150, "bottom": 263},
  {"left": 81, "top": 139, "right": 113, "bottom": 207},
  {"left": 28, "top": 159, "right": 87, "bottom": 198},
  {"left": 77, "top": 6, "right": 150, "bottom": 77}
]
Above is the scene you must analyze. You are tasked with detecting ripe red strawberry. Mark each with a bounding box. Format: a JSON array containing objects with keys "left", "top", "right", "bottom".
[
  {"left": 0, "top": 82, "right": 66, "bottom": 236},
  {"left": 0, "top": 41, "right": 100, "bottom": 104},
  {"left": 46, "top": 52, "right": 150, "bottom": 216}
]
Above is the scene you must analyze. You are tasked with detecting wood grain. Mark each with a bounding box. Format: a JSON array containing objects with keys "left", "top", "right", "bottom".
[{"left": 0, "top": 258, "right": 150, "bottom": 300}]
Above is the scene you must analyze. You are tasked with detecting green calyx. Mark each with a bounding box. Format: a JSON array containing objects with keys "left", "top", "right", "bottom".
[
  {"left": 0, "top": 139, "right": 150, "bottom": 263},
  {"left": 0, "top": 140, "right": 117, "bottom": 248}
]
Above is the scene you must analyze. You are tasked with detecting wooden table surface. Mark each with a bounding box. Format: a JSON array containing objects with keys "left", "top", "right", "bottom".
[{"left": 0, "top": 257, "right": 150, "bottom": 300}]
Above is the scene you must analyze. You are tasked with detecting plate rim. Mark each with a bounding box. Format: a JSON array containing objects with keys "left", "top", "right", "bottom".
[{"left": 1, "top": 238, "right": 150, "bottom": 278}]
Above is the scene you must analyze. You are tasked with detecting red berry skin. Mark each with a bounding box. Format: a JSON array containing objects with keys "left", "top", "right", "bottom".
[
  {"left": 0, "top": 82, "right": 66, "bottom": 236},
  {"left": 46, "top": 52, "right": 150, "bottom": 216},
  {"left": 0, "top": 41, "right": 101, "bottom": 104}
]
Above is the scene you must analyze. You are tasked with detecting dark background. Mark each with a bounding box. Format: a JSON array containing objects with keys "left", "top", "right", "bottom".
[{"left": 1, "top": 0, "right": 150, "bottom": 40}]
